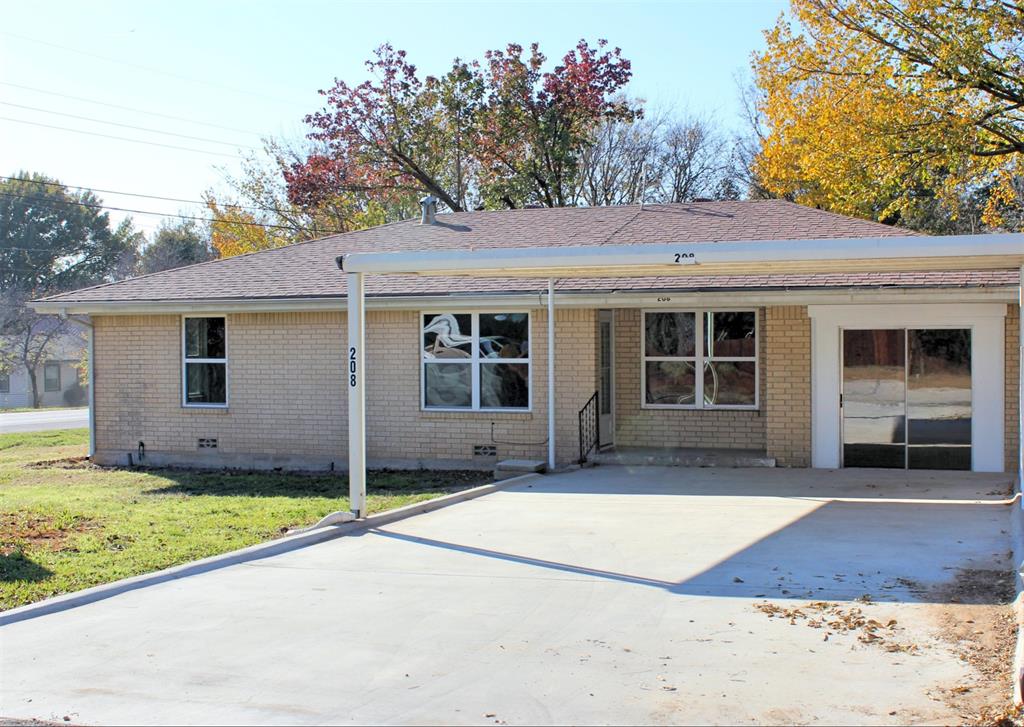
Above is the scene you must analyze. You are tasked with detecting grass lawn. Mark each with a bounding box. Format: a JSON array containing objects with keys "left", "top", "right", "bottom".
[{"left": 0, "top": 429, "right": 491, "bottom": 611}]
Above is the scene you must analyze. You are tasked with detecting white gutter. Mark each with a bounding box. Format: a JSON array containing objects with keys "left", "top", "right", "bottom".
[
  {"left": 29, "top": 285, "right": 1020, "bottom": 317},
  {"left": 340, "top": 234, "right": 1024, "bottom": 278}
]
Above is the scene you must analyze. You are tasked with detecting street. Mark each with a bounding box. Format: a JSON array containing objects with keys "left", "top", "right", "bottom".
[{"left": 0, "top": 408, "right": 88, "bottom": 433}]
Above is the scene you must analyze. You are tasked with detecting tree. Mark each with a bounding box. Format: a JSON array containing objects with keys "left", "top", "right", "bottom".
[
  {"left": 288, "top": 44, "right": 464, "bottom": 212},
  {"left": 286, "top": 40, "right": 638, "bottom": 213},
  {"left": 658, "top": 116, "right": 730, "bottom": 202},
  {"left": 139, "top": 219, "right": 214, "bottom": 274},
  {"left": 0, "top": 172, "right": 141, "bottom": 407},
  {"left": 753, "top": 0, "right": 1024, "bottom": 228},
  {"left": 729, "top": 75, "right": 777, "bottom": 200},
  {"left": 572, "top": 113, "right": 662, "bottom": 206},
  {"left": 210, "top": 137, "right": 414, "bottom": 258},
  {"left": 472, "top": 40, "right": 638, "bottom": 208},
  {"left": 1, "top": 172, "right": 139, "bottom": 292}
]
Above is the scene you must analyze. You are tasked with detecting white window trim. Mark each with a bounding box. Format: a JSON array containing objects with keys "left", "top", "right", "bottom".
[
  {"left": 808, "top": 302, "right": 1006, "bottom": 472},
  {"left": 182, "top": 315, "right": 229, "bottom": 409},
  {"left": 421, "top": 311, "right": 533, "bottom": 413},
  {"left": 641, "top": 308, "right": 759, "bottom": 411}
]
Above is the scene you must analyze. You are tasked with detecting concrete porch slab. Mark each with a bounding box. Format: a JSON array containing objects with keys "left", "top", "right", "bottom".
[{"left": 594, "top": 446, "right": 776, "bottom": 467}]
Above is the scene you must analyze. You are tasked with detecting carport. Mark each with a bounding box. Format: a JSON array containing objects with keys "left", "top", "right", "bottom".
[{"left": 339, "top": 232, "right": 1024, "bottom": 518}]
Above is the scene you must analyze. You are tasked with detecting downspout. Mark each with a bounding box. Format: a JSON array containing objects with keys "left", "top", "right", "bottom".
[{"left": 548, "top": 279, "right": 556, "bottom": 471}]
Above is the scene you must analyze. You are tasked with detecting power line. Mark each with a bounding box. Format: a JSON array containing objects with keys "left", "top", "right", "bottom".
[
  {"left": 0, "top": 116, "right": 242, "bottom": 159},
  {"left": 0, "top": 31, "right": 306, "bottom": 107},
  {"left": 0, "top": 101, "right": 257, "bottom": 150},
  {"left": 0, "top": 175, "right": 304, "bottom": 218},
  {"left": 0, "top": 81, "right": 266, "bottom": 137},
  {"left": 0, "top": 192, "right": 343, "bottom": 234}
]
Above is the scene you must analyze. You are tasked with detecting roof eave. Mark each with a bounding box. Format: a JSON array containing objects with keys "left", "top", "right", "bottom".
[{"left": 29, "top": 284, "right": 1019, "bottom": 316}]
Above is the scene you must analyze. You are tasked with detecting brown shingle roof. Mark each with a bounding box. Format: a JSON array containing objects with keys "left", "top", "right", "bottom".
[{"left": 39, "top": 200, "right": 1015, "bottom": 304}]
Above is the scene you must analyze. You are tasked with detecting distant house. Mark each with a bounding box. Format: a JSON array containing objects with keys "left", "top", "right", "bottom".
[
  {"left": 0, "top": 322, "right": 88, "bottom": 409},
  {"left": 31, "top": 201, "right": 1023, "bottom": 475}
]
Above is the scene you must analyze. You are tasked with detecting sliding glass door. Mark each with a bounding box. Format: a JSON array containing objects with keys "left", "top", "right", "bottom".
[{"left": 842, "top": 328, "right": 971, "bottom": 470}]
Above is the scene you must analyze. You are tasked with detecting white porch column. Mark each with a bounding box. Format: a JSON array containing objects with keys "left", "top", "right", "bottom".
[
  {"left": 547, "top": 279, "right": 556, "bottom": 471},
  {"left": 347, "top": 272, "right": 367, "bottom": 518},
  {"left": 1019, "top": 265, "right": 1023, "bottom": 491}
]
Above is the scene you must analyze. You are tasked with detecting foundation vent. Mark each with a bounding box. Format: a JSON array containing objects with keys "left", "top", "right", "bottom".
[
  {"left": 473, "top": 445, "right": 497, "bottom": 457},
  {"left": 198, "top": 438, "right": 218, "bottom": 449}
]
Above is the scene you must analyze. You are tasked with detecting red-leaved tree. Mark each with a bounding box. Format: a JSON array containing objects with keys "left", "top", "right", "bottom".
[{"left": 285, "top": 40, "right": 638, "bottom": 212}]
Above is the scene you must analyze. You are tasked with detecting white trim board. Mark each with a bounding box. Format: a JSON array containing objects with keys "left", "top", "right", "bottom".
[
  {"left": 808, "top": 303, "right": 1007, "bottom": 472},
  {"left": 31, "top": 285, "right": 1019, "bottom": 316}
]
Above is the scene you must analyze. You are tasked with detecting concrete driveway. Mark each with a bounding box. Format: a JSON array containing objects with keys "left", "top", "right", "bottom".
[
  {"left": 0, "top": 407, "right": 88, "bottom": 433},
  {"left": 0, "top": 467, "right": 1015, "bottom": 725}
]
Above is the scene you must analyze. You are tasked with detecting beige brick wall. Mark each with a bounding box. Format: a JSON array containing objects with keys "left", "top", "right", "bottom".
[
  {"left": 1006, "top": 304, "right": 1020, "bottom": 475},
  {"left": 611, "top": 308, "right": 768, "bottom": 451},
  {"left": 764, "top": 306, "right": 812, "bottom": 467},
  {"left": 93, "top": 313, "right": 347, "bottom": 461},
  {"left": 92, "top": 302, "right": 1018, "bottom": 473},
  {"left": 93, "top": 309, "right": 598, "bottom": 468}
]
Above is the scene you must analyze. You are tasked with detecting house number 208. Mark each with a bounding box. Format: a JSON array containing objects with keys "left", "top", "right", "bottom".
[{"left": 349, "top": 347, "right": 357, "bottom": 387}]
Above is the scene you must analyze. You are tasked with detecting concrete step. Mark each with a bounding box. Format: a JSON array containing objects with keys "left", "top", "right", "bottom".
[
  {"left": 593, "top": 447, "right": 775, "bottom": 468},
  {"left": 494, "top": 459, "right": 547, "bottom": 481}
]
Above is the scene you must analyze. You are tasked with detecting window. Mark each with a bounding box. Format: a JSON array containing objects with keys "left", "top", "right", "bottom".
[
  {"left": 643, "top": 310, "right": 757, "bottom": 409},
  {"left": 422, "top": 312, "right": 530, "bottom": 410},
  {"left": 43, "top": 363, "right": 61, "bottom": 392},
  {"left": 0, "top": 373, "right": 9, "bottom": 393},
  {"left": 183, "top": 317, "right": 227, "bottom": 406}
]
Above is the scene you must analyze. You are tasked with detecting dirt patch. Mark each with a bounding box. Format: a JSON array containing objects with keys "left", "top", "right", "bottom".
[
  {"left": 924, "top": 569, "right": 1019, "bottom": 725},
  {"left": 24, "top": 456, "right": 95, "bottom": 470},
  {"left": 0, "top": 512, "right": 99, "bottom": 555}
]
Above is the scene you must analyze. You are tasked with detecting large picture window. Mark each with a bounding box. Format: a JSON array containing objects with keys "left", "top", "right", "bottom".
[
  {"left": 183, "top": 316, "right": 227, "bottom": 407},
  {"left": 643, "top": 310, "right": 757, "bottom": 409},
  {"left": 422, "top": 312, "right": 530, "bottom": 410}
]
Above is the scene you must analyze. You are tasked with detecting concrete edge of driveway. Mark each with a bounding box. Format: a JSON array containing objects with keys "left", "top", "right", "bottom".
[
  {"left": 0, "top": 472, "right": 542, "bottom": 627},
  {"left": 1010, "top": 491, "right": 1024, "bottom": 704}
]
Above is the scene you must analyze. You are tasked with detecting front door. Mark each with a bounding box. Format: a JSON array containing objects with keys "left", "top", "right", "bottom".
[
  {"left": 598, "top": 310, "right": 614, "bottom": 448},
  {"left": 842, "top": 328, "right": 972, "bottom": 470}
]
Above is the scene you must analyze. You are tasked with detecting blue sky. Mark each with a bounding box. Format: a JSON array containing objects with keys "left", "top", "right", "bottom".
[{"left": 0, "top": 0, "right": 788, "bottom": 236}]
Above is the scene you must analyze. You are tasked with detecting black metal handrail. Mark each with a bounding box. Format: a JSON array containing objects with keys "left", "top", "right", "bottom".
[{"left": 578, "top": 390, "right": 600, "bottom": 464}]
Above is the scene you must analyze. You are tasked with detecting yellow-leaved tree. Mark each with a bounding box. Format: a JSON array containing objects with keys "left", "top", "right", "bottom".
[
  {"left": 205, "top": 138, "right": 416, "bottom": 259},
  {"left": 753, "top": 0, "right": 1024, "bottom": 229}
]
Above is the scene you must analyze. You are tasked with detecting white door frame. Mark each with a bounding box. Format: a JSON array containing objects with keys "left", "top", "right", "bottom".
[
  {"left": 598, "top": 309, "right": 615, "bottom": 447},
  {"left": 809, "top": 303, "right": 1007, "bottom": 472}
]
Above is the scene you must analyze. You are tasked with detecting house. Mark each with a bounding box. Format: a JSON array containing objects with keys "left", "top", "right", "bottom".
[
  {"left": 31, "top": 200, "right": 1023, "bottom": 486},
  {"left": 0, "top": 321, "right": 88, "bottom": 409}
]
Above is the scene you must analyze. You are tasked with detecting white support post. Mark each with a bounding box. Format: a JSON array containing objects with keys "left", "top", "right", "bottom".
[
  {"left": 547, "top": 279, "right": 556, "bottom": 471},
  {"left": 1019, "top": 265, "right": 1023, "bottom": 494},
  {"left": 347, "top": 272, "right": 367, "bottom": 518}
]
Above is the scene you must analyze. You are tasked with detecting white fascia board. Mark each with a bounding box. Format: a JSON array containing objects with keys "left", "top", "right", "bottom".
[
  {"left": 340, "top": 234, "right": 1024, "bottom": 277},
  {"left": 29, "top": 284, "right": 1018, "bottom": 317}
]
